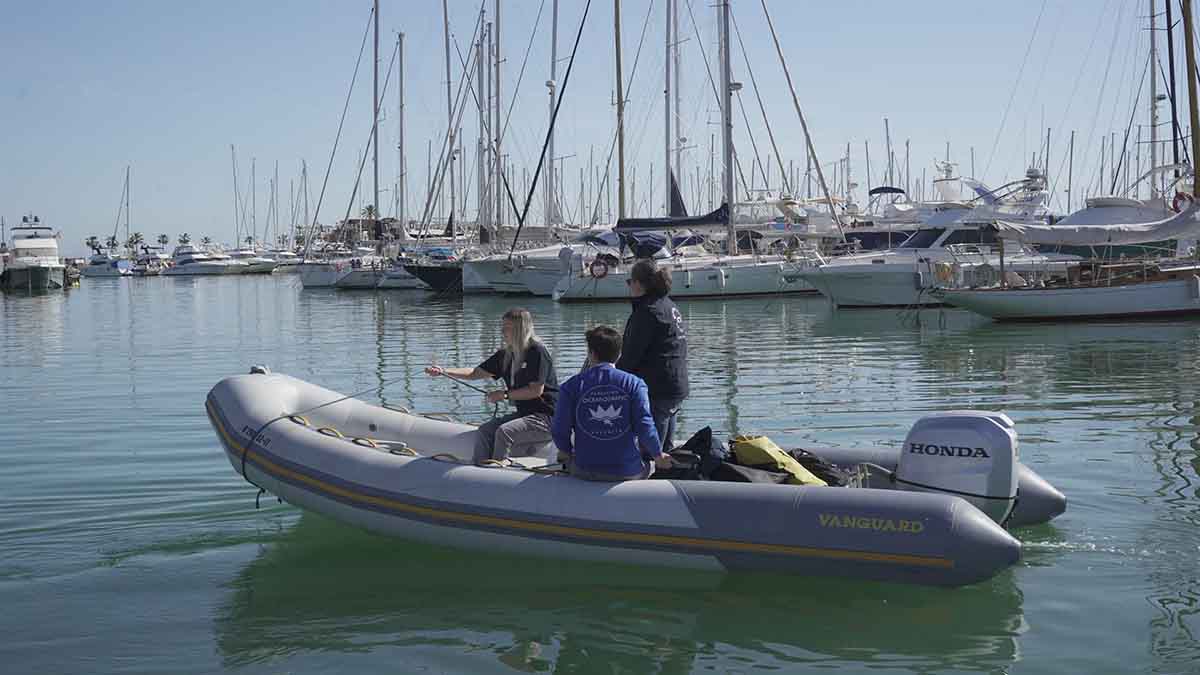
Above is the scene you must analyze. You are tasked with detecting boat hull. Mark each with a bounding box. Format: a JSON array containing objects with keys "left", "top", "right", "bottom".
[
  {"left": 1, "top": 264, "right": 66, "bottom": 290},
  {"left": 938, "top": 277, "right": 1200, "bottom": 321},
  {"left": 404, "top": 263, "right": 464, "bottom": 293},
  {"left": 554, "top": 257, "right": 818, "bottom": 302},
  {"left": 206, "top": 372, "right": 1032, "bottom": 587}
]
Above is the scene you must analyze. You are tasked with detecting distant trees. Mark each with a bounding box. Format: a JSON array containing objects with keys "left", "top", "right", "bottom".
[
  {"left": 157, "top": 234, "right": 170, "bottom": 248},
  {"left": 125, "top": 232, "right": 144, "bottom": 254},
  {"left": 105, "top": 235, "right": 119, "bottom": 252},
  {"left": 85, "top": 236, "right": 101, "bottom": 254},
  {"left": 178, "top": 233, "right": 191, "bottom": 245}
]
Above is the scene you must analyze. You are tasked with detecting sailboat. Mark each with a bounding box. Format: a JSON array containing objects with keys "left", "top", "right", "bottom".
[
  {"left": 551, "top": 0, "right": 827, "bottom": 303},
  {"left": 935, "top": 1, "right": 1200, "bottom": 322},
  {"left": 82, "top": 168, "right": 133, "bottom": 278}
]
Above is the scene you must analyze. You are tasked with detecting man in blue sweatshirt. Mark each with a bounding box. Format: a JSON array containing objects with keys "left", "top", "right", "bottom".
[{"left": 552, "top": 325, "right": 671, "bottom": 481}]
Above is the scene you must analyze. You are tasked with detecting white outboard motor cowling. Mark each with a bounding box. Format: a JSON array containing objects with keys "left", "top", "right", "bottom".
[{"left": 896, "top": 411, "right": 1018, "bottom": 524}]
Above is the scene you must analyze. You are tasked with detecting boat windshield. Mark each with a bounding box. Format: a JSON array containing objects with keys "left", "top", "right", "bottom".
[
  {"left": 896, "top": 228, "right": 945, "bottom": 249},
  {"left": 941, "top": 227, "right": 998, "bottom": 246}
]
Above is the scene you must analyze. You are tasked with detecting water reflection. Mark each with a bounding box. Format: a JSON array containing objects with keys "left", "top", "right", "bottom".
[{"left": 217, "top": 514, "right": 1026, "bottom": 673}]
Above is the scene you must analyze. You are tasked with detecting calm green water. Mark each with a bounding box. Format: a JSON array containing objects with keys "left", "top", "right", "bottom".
[{"left": 1, "top": 276, "right": 1197, "bottom": 674}]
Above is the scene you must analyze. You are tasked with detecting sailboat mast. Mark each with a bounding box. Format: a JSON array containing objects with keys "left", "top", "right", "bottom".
[
  {"left": 494, "top": 0, "right": 503, "bottom": 231},
  {"left": 443, "top": 0, "right": 457, "bottom": 243},
  {"left": 719, "top": 0, "right": 735, "bottom": 255},
  {"left": 614, "top": 0, "right": 627, "bottom": 219},
  {"left": 1182, "top": 0, "right": 1200, "bottom": 199},
  {"left": 1166, "top": 0, "right": 1182, "bottom": 174},
  {"left": 372, "top": 0, "right": 381, "bottom": 228},
  {"left": 547, "top": 0, "right": 558, "bottom": 228},
  {"left": 231, "top": 145, "right": 239, "bottom": 244},
  {"left": 477, "top": 15, "right": 487, "bottom": 236},
  {"left": 672, "top": 0, "right": 682, "bottom": 182},
  {"left": 663, "top": 0, "right": 672, "bottom": 215},
  {"left": 302, "top": 160, "right": 310, "bottom": 231},
  {"left": 125, "top": 166, "right": 131, "bottom": 251},
  {"left": 251, "top": 158, "right": 257, "bottom": 245},
  {"left": 398, "top": 31, "right": 406, "bottom": 230},
  {"left": 1150, "top": 0, "right": 1159, "bottom": 198},
  {"left": 884, "top": 117, "right": 893, "bottom": 186}
]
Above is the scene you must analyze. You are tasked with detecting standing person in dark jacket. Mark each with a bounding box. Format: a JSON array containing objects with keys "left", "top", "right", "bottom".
[
  {"left": 425, "top": 308, "right": 558, "bottom": 465},
  {"left": 615, "top": 259, "right": 689, "bottom": 452}
]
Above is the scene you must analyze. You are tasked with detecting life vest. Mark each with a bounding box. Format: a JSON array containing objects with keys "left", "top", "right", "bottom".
[{"left": 730, "top": 435, "right": 827, "bottom": 486}]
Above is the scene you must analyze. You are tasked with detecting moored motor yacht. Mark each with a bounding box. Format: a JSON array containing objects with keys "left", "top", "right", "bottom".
[
  {"left": 80, "top": 250, "right": 129, "bottom": 278},
  {"left": 799, "top": 205, "right": 1079, "bottom": 308},
  {"left": 162, "top": 245, "right": 243, "bottom": 275},
  {"left": 228, "top": 249, "right": 279, "bottom": 274},
  {"left": 1, "top": 215, "right": 67, "bottom": 291}
]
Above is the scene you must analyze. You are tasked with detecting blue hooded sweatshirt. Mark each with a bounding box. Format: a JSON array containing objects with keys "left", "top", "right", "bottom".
[{"left": 551, "top": 363, "right": 662, "bottom": 477}]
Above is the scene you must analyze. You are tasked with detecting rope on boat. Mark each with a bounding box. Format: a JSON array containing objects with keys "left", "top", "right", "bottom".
[{"left": 238, "top": 369, "right": 418, "bottom": 506}]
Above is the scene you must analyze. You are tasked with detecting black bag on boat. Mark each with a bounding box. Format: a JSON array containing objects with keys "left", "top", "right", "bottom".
[
  {"left": 672, "top": 426, "right": 728, "bottom": 479},
  {"left": 651, "top": 451, "right": 702, "bottom": 480},
  {"left": 785, "top": 448, "right": 853, "bottom": 487},
  {"left": 710, "top": 461, "right": 791, "bottom": 484}
]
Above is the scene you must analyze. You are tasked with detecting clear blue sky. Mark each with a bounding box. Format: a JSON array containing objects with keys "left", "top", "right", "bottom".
[{"left": 0, "top": 1, "right": 1180, "bottom": 255}]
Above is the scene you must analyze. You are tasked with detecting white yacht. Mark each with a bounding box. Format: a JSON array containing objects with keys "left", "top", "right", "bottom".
[
  {"left": 131, "top": 246, "right": 171, "bottom": 276},
  {"left": 268, "top": 250, "right": 302, "bottom": 272},
  {"left": 799, "top": 208, "right": 1078, "bottom": 308},
  {"left": 550, "top": 205, "right": 826, "bottom": 302},
  {"left": 1, "top": 215, "right": 67, "bottom": 291},
  {"left": 162, "top": 245, "right": 243, "bottom": 275},
  {"left": 228, "top": 249, "right": 278, "bottom": 274},
  {"left": 80, "top": 250, "right": 129, "bottom": 278},
  {"left": 467, "top": 239, "right": 605, "bottom": 296}
]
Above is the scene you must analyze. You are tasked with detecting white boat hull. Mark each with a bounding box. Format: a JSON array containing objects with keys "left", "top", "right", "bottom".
[
  {"left": 299, "top": 262, "right": 342, "bottom": 287},
  {"left": 938, "top": 275, "right": 1200, "bottom": 320},
  {"left": 81, "top": 264, "right": 129, "bottom": 278},
  {"left": 554, "top": 256, "right": 817, "bottom": 302},
  {"left": 163, "top": 262, "right": 238, "bottom": 276}
]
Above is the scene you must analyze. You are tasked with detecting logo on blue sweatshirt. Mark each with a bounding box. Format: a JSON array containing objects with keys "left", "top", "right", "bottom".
[{"left": 577, "top": 384, "right": 629, "bottom": 440}]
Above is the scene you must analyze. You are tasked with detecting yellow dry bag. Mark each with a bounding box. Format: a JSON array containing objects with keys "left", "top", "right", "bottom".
[{"left": 730, "top": 435, "right": 827, "bottom": 487}]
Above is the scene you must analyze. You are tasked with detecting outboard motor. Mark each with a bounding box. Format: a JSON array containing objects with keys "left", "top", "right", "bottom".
[{"left": 895, "top": 411, "right": 1018, "bottom": 524}]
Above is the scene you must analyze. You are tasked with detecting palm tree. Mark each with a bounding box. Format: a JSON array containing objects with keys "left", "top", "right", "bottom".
[
  {"left": 244, "top": 235, "right": 255, "bottom": 248},
  {"left": 361, "top": 204, "right": 378, "bottom": 220},
  {"left": 157, "top": 234, "right": 169, "bottom": 248},
  {"left": 126, "top": 232, "right": 144, "bottom": 255},
  {"left": 178, "top": 233, "right": 191, "bottom": 245},
  {"left": 105, "top": 235, "right": 120, "bottom": 252},
  {"left": 85, "top": 236, "right": 101, "bottom": 254},
  {"left": 200, "top": 236, "right": 213, "bottom": 248}
]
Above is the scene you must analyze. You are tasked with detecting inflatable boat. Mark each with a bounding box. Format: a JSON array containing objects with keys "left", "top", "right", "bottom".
[{"left": 206, "top": 370, "right": 1066, "bottom": 587}]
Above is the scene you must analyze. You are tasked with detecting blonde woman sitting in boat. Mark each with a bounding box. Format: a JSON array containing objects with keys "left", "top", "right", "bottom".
[{"left": 425, "top": 308, "right": 559, "bottom": 465}]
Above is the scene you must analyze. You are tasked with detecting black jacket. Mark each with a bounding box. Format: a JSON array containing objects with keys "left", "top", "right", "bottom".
[{"left": 615, "top": 293, "right": 689, "bottom": 404}]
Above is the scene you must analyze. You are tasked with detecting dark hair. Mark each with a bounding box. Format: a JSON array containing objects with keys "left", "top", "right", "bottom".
[
  {"left": 630, "top": 259, "right": 672, "bottom": 296},
  {"left": 585, "top": 325, "right": 622, "bottom": 363}
]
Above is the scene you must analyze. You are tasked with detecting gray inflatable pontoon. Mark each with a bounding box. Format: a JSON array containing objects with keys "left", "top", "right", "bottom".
[{"left": 206, "top": 371, "right": 1066, "bottom": 587}]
